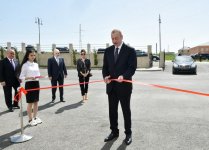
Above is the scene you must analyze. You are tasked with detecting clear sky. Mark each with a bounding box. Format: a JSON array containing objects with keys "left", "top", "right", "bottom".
[{"left": 0, "top": 0, "right": 209, "bottom": 52}]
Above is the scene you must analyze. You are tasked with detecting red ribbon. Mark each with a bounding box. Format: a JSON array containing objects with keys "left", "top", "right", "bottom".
[
  {"left": 13, "top": 79, "right": 209, "bottom": 102},
  {"left": 14, "top": 87, "right": 28, "bottom": 102}
]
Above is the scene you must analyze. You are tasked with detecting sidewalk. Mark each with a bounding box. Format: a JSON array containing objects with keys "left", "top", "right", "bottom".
[{"left": 136, "top": 67, "right": 163, "bottom": 71}]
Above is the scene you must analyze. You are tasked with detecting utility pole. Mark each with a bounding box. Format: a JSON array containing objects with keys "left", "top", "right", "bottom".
[
  {"left": 159, "top": 14, "right": 162, "bottom": 53},
  {"left": 35, "top": 17, "right": 43, "bottom": 51},
  {"left": 156, "top": 43, "right": 158, "bottom": 55},
  {"left": 183, "top": 39, "right": 185, "bottom": 50},
  {"left": 79, "top": 24, "right": 82, "bottom": 51}
]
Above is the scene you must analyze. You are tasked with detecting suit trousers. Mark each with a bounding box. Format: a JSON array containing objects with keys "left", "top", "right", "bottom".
[
  {"left": 79, "top": 76, "right": 89, "bottom": 96},
  {"left": 3, "top": 85, "right": 19, "bottom": 108},
  {"left": 108, "top": 88, "right": 132, "bottom": 135},
  {"left": 51, "top": 74, "right": 64, "bottom": 100}
]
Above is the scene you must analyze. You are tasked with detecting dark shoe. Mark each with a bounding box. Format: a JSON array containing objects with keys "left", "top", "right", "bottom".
[
  {"left": 13, "top": 105, "right": 20, "bottom": 109},
  {"left": 51, "top": 99, "right": 55, "bottom": 103},
  {"left": 124, "top": 134, "right": 132, "bottom": 145},
  {"left": 9, "top": 107, "right": 14, "bottom": 112},
  {"left": 104, "top": 132, "right": 119, "bottom": 142},
  {"left": 60, "top": 100, "right": 66, "bottom": 102}
]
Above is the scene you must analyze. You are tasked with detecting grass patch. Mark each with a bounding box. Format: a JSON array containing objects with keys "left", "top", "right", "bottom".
[{"left": 165, "top": 53, "right": 175, "bottom": 60}]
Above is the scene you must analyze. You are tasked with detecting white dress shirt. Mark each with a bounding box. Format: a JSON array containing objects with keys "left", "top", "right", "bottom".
[
  {"left": 54, "top": 56, "right": 59, "bottom": 64},
  {"left": 114, "top": 42, "right": 123, "bottom": 54},
  {"left": 19, "top": 61, "right": 40, "bottom": 82}
]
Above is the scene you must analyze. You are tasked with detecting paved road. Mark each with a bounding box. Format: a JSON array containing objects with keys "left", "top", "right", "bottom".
[{"left": 1, "top": 61, "right": 209, "bottom": 150}]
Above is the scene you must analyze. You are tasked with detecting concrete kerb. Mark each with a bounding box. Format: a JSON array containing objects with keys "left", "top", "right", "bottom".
[{"left": 136, "top": 67, "right": 163, "bottom": 71}]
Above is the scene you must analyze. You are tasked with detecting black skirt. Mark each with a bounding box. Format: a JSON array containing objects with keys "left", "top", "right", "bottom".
[{"left": 25, "top": 81, "right": 40, "bottom": 103}]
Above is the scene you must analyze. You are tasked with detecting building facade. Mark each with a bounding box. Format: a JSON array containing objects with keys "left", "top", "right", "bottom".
[{"left": 178, "top": 42, "right": 209, "bottom": 55}]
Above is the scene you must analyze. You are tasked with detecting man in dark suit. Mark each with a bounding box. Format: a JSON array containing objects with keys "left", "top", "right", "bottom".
[
  {"left": 0, "top": 49, "right": 20, "bottom": 112},
  {"left": 48, "top": 49, "right": 67, "bottom": 102},
  {"left": 102, "top": 29, "right": 137, "bottom": 145}
]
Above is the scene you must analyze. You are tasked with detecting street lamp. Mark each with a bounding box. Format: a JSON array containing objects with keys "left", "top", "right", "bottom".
[{"left": 35, "top": 17, "right": 43, "bottom": 52}]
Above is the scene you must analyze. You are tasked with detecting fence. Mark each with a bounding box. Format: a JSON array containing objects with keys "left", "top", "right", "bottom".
[{"left": 0, "top": 42, "right": 151, "bottom": 68}]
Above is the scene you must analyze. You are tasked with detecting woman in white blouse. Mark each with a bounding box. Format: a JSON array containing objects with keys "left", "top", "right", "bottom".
[{"left": 19, "top": 49, "right": 42, "bottom": 126}]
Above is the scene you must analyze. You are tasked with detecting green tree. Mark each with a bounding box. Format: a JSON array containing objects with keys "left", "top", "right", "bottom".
[
  {"left": 93, "top": 50, "right": 98, "bottom": 66},
  {"left": 14, "top": 48, "right": 19, "bottom": 61},
  {"left": 72, "top": 49, "right": 77, "bottom": 66},
  {"left": 0, "top": 47, "right": 4, "bottom": 59}
]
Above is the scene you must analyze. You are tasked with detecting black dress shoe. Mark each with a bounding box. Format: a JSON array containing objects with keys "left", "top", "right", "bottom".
[
  {"left": 13, "top": 105, "right": 20, "bottom": 109},
  {"left": 51, "top": 99, "right": 55, "bottom": 103},
  {"left": 60, "top": 99, "right": 66, "bottom": 102},
  {"left": 9, "top": 108, "right": 14, "bottom": 112},
  {"left": 104, "top": 133, "right": 119, "bottom": 142},
  {"left": 124, "top": 135, "right": 132, "bottom": 145}
]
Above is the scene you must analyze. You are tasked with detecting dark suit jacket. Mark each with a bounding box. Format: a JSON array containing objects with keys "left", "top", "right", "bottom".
[
  {"left": 0, "top": 57, "right": 20, "bottom": 87},
  {"left": 47, "top": 57, "right": 67, "bottom": 80},
  {"left": 102, "top": 43, "right": 137, "bottom": 96},
  {"left": 76, "top": 59, "right": 91, "bottom": 77}
]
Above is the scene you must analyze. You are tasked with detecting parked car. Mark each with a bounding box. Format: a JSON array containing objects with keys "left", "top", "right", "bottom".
[
  {"left": 172, "top": 55, "right": 197, "bottom": 74},
  {"left": 190, "top": 53, "right": 197, "bottom": 59},
  {"left": 152, "top": 55, "right": 160, "bottom": 61},
  {"left": 191, "top": 53, "right": 209, "bottom": 61},
  {"left": 26, "top": 45, "right": 36, "bottom": 52},
  {"left": 3, "top": 46, "right": 18, "bottom": 51},
  {"left": 135, "top": 50, "right": 148, "bottom": 57},
  {"left": 56, "top": 47, "right": 69, "bottom": 53},
  {"left": 97, "top": 48, "right": 105, "bottom": 54}
]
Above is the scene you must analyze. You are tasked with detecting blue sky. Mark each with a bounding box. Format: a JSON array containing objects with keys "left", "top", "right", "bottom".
[{"left": 1, "top": 0, "right": 209, "bottom": 52}]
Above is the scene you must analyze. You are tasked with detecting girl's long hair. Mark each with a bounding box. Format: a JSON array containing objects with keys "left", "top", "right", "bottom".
[{"left": 21, "top": 49, "right": 37, "bottom": 68}]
